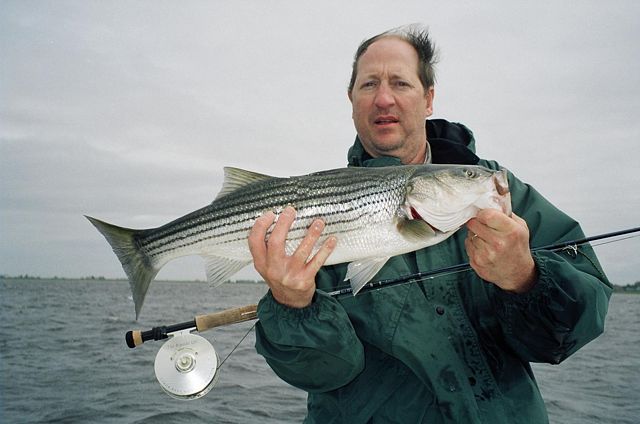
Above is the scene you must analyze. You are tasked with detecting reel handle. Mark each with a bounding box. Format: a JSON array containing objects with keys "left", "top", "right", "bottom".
[{"left": 125, "top": 304, "right": 258, "bottom": 348}]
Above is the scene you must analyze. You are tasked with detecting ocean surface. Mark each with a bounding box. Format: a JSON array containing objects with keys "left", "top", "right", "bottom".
[{"left": 1, "top": 278, "right": 638, "bottom": 423}]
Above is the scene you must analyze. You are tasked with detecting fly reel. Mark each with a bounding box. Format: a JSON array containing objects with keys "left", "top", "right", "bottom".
[
  {"left": 126, "top": 304, "right": 259, "bottom": 400},
  {"left": 154, "top": 331, "right": 219, "bottom": 400}
]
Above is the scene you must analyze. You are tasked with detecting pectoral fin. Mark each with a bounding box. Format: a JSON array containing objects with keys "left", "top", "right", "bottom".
[
  {"left": 203, "top": 256, "right": 252, "bottom": 286},
  {"left": 397, "top": 218, "right": 436, "bottom": 242},
  {"left": 345, "top": 257, "right": 390, "bottom": 295}
]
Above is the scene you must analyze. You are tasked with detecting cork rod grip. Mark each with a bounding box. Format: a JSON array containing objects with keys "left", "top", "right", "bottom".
[{"left": 194, "top": 304, "right": 258, "bottom": 332}]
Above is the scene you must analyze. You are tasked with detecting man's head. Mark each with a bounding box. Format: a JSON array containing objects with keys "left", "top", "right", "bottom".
[
  {"left": 348, "top": 25, "right": 438, "bottom": 94},
  {"left": 348, "top": 25, "right": 439, "bottom": 164}
]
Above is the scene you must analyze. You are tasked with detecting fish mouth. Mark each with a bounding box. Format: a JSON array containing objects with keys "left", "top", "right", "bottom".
[
  {"left": 494, "top": 170, "right": 509, "bottom": 196},
  {"left": 493, "top": 169, "right": 512, "bottom": 216}
]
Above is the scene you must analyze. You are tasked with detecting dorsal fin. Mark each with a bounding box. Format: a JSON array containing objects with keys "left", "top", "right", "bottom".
[{"left": 215, "top": 167, "right": 274, "bottom": 200}]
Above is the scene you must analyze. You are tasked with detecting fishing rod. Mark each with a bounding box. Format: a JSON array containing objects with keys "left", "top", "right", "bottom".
[
  {"left": 331, "top": 225, "right": 640, "bottom": 297},
  {"left": 125, "top": 304, "right": 258, "bottom": 349},
  {"left": 125, "top": 225, "right": 640, "bottom": 399}
]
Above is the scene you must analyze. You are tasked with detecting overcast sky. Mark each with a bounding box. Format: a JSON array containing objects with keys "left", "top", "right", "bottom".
[{"left": 2, "top": 0, "right": 639, "bottom": 286}]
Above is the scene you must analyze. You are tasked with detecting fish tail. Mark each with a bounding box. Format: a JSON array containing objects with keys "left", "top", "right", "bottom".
[{"left": 85, "top": 215, "right": 158, "bottom": 319}]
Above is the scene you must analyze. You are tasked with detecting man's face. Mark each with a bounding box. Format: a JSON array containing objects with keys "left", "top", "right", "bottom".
[{"left": 349, "top": 37, "right": 434, "bottom": 164}]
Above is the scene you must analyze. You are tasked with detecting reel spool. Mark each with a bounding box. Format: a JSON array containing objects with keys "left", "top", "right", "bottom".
[{"left": 154, "top": 331, "right": 219, "bottom": 400}]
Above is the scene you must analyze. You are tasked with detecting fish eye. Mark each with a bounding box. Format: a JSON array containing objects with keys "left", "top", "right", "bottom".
[{"left": 463, "top": 168, "right": 476, "bottom": 178}]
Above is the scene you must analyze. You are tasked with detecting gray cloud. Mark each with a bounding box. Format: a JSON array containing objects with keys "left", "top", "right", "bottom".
[{"left": 2, "top": 0, "right": 639, "bottom": 284}]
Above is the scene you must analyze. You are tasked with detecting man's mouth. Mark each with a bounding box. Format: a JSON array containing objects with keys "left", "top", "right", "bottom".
[{"left": 374, "top": 116, "right": 399, "bottom": 125}]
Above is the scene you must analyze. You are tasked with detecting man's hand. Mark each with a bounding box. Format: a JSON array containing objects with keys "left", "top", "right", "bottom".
[
  {"left": 248, "top": 206, "right": 337, "bottom": 308},
  {"left": 465, "top": 209, "right": 537, "bottom": 293}
]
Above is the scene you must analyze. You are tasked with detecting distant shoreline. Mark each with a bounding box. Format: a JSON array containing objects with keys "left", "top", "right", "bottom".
[
  {"left": 0, "top": 275, "right": 266, "bottom": 285},
  {"left": 2, "top": 275, "right": 638, "bottom": 293}
]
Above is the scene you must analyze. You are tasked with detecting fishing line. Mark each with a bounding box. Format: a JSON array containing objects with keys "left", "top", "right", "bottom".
[
  {"left": 589, "top": 233, "right": 640, "bottom": 248},
  {"left": 217, "top": 321, "right": 257, "bottom": 370}
]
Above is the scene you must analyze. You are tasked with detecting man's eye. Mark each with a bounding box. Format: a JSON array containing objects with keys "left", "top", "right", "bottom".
[{"left": 361, "top": 81, "right": 377, "bottom": 89}]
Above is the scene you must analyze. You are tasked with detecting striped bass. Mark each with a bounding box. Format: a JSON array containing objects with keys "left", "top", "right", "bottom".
[{"left": 87, "top": 164, "right": 511, "bottom": 317}]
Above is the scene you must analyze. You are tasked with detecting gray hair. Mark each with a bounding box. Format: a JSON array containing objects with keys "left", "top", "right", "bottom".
[{"left": 348, "top": 24, "right": 439, "bottom": 93}]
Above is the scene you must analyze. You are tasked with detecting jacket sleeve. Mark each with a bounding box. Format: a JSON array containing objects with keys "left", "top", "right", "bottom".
[
  {"left": 491, "top": 166, "right": 613, "bottom": 364},
  {"left": 254, "top": 289, "right": 365, "bottom": 392}
]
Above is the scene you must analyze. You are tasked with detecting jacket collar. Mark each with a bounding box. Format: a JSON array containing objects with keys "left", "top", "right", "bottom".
[{"left": 347, "top": 119, "right": 479, "bottom": 168}]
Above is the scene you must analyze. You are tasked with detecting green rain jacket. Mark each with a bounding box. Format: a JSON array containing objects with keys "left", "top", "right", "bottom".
[{"left": 255, "top": 119, "right": 612, "bottom": 423}]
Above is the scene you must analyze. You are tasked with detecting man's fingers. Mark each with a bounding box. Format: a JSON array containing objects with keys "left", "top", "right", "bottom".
[
  {"left": 306, "top": 236, "right": 338, "bottom": 274},
  {"left": 292, "top": 219, "right": 325, "bottom": 262},
  {"left": 510, "top": 212, "right": 529, "bottom": 229},
  {"left": 248, "top": 211, "right": 275, "bottom": 269},
  {"left": 466, "top": 219, "right": 488, "bottom": 242},
  {"left": 267, "top": 206, "right": 296, "bottom": 249},
  {"left": 475, "top": 208, "right": 511, "bottom": 232},
  {"left": 248, "top": 206, "right": 336, "bottom": 293}
]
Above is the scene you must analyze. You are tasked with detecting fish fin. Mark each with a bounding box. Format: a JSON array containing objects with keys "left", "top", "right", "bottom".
[
  {"left": 413, "top": 205, "right": 472, "bottom": 233},
  {"left": 85, "top": 216, "right": 158, "bottom": 319},
  {"left": 203, "top": 255, "right": 252, "bottom": 286},
  {"left": 396, "top": 218, "right": 436, "bottom": 242},
  {"left": 345, "top": 257, "right": 390, "bottom": 295},
  {"left": 215, "top": 167, "right": 274, "bottom": 200}
]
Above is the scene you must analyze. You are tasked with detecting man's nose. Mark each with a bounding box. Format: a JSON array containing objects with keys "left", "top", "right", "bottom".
[{"left": 374, "top": 83, "right": 395, "bottom": 109}]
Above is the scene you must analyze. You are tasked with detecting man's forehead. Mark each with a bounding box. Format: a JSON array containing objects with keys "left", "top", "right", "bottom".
[
  {"left": 362, "top": 36, "right": 417, "bottom": 57},
  {"left": 356, "top": 37, "right": 420, "bottom": 79},
  {"left": 356, "top": 68, "right": 417, "bottom": 80}
]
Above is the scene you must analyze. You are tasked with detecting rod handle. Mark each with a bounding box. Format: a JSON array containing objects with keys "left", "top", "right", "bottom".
[
  {"left": 195, "top": 304, "right": 258, "bottom": 332},
  {"left": 124, "top": 304, "right": 258, "bottom": 349},
  {"left": 126, "top": 320, "right": 196, "bottom": 349},
  {"left": 125, "top": 330, "right": 144, "bottom": 348}
]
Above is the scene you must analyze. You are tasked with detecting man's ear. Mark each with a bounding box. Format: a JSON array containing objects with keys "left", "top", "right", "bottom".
[
  {"left": 348, "top": 90, "right": 354, "bottom": 119},
  {"left": 425, "top": 86, "right": 435, "bottom": 117}
]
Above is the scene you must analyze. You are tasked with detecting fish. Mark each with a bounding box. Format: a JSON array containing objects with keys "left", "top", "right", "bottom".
[{"left": 86, "top": 164, "right": 511, "bottom": 317}]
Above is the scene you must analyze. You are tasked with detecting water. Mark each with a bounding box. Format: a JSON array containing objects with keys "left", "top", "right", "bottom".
[{"left": 1, "top": 278, "right": 638, "bottom": 423}]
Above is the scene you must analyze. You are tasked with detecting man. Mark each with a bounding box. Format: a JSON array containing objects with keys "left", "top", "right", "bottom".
[{"left": 248, "top": 25, "right": 612, "bottom": 423}]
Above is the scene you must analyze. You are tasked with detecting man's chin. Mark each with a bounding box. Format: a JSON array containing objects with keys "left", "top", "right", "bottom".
[{"left": 369, "top": 138, "right": 405, "bottom": 155}]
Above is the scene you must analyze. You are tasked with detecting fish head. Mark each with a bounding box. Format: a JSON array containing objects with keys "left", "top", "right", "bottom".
[{"left": 403, "top": 165, "right": 512, "bottom": 233}]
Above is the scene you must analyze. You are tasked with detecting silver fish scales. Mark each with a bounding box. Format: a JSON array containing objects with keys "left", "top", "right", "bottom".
[{"left": 87, "top": 164, "right": 511, "bottom": 318}]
